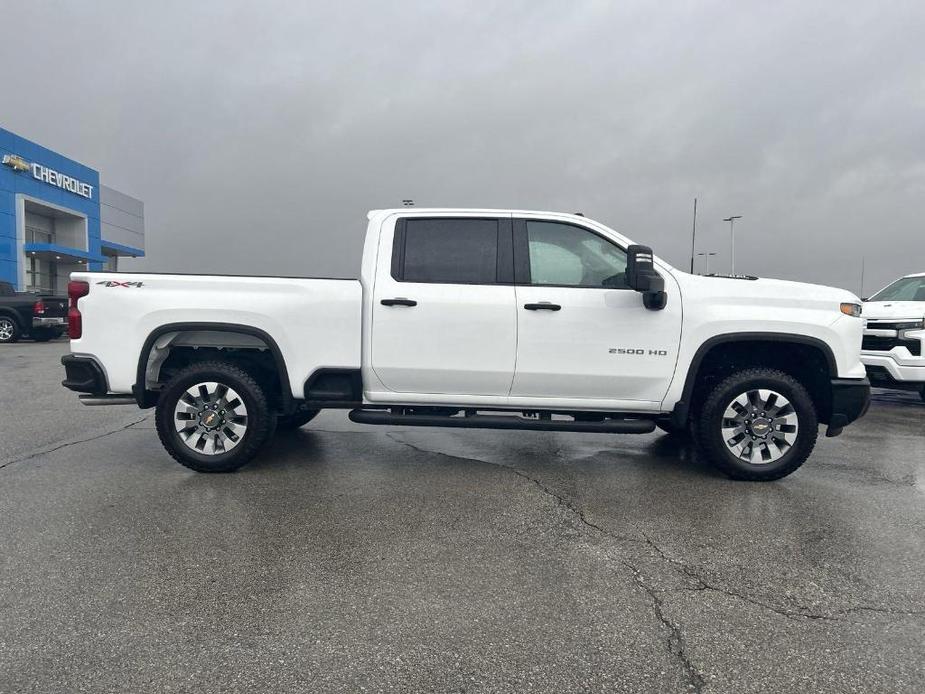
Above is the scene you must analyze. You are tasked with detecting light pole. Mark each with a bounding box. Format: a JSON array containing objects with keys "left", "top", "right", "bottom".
[
  {"left": 689, "top": 197, "right": 698, "bottom": 273},
  {"left": 697, "top": 251, "right": 717, "bottom": 275},
  {"left": 723, "top": 215, "right": 742, "bottom": 275}
]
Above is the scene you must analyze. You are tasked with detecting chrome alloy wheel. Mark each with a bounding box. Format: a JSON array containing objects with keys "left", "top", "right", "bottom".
[
  {"left": 0, "top": 318, "right": 14, "bottom": 341},
  {"left": 721, "top": 388, "right": 799, "bottom": 464},
  {"left": 174, "top": 381, "right": 248, "bottom": 455}
]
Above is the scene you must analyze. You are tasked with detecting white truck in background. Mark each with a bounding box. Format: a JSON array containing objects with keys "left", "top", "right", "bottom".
[
  {"left": 61, "top": 208, "right": 870, "bottom": 481},
  {"left": 860, "top": 272, "right": 925, "bottom": 401}
]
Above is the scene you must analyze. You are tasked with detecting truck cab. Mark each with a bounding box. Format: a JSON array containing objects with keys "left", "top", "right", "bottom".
[{"left": 61, "top": 209, "right": 870, "bottom": 480}]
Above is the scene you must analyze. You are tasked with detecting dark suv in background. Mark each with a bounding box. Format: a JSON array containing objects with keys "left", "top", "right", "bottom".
[{"left": 0, "top": 281, "right": 68, "bottom": 344}]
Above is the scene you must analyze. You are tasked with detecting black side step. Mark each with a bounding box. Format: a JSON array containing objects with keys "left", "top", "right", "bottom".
[{"left": 348, "top": 409, "right": 656, "bottom": 434}]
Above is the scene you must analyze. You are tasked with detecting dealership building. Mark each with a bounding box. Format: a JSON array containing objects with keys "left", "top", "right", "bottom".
[{"left": 0, "top": 126, "right": 144, "bottom": 293}]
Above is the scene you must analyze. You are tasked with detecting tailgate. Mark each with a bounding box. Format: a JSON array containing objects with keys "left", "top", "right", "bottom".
[{"left": 37, "top": 295, "right": 68, "bottom": 318}]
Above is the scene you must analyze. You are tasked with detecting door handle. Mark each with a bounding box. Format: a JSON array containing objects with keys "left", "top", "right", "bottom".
[
  {"left": 524, "top": 302, "right": 561, "bottom": 311},
  {"left": 381, "top": 298, "right": 418, "bottom": 307}
]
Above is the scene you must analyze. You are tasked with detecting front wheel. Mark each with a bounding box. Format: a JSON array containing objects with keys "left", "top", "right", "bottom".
[
  {"left": 155, "top": 361, "right": 273, "bottom": 473},
  {"left": 694, "top": 368, "right": 818, "bottom": 481}
]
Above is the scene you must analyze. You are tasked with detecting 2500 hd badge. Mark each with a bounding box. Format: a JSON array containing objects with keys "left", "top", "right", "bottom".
[{"left": 610, "top": 348, "right": 669, "bottom": 356}]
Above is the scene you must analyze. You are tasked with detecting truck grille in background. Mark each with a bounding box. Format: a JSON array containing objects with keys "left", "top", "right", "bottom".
[{"left": 861, "top": 336, "right": 922, "bottom": 356}]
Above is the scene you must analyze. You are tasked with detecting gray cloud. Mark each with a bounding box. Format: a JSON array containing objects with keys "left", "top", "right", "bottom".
[{"left": 2, "top": 0, "right": 923, "bottom": 294}]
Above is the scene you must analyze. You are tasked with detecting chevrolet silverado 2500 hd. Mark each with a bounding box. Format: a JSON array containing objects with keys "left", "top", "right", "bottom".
[
  {"left": 61, "top": 209, "right": 870, "bottom": 480},
  {"left": 860, "top": 272, "right": 925, "bottom": 401}
]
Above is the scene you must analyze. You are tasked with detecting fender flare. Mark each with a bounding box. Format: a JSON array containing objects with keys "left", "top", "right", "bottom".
[
  {"left": 670, "top": 332, "right": 838, "bottom": 427},
  {"left": 134, "top": 322, "right": 292, "bottom": 411}
]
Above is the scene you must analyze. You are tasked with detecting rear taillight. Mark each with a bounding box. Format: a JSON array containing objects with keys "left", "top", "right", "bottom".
[
  {"left": 33, "top": 299, "right": 45, "bottom": 315},
  {"left": 67, "top": 281, "right": 90, "bottom": 339}
]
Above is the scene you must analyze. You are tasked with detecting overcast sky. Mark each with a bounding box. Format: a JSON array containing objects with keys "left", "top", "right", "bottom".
[{"left": 2, "top": 1, "right": 923, "bottom": 294}]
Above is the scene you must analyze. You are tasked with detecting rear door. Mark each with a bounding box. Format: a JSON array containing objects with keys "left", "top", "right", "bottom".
[
  {"left": 510, "top": 217, "right": 682, "bottom": 405},
  {"left": 370, "top": 214, "right": 517, "bottom": 396}
]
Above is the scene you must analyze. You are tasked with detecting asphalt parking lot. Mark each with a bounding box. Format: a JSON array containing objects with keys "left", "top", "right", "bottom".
[{"left": 1, "top": 341, "right": 923, "bottom": 693}]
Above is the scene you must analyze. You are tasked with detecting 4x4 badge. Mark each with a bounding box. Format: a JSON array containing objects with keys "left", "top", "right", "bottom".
[{"left": 96, "top": 281, "right": 144, "bottom": 288}]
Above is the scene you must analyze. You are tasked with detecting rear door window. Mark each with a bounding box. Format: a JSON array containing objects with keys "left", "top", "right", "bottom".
[{"left": 394, "top": 218, "right": 501, "bottom": 284}]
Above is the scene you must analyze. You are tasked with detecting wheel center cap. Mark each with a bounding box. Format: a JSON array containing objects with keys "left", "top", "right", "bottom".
[
  {"left": 750, "top": 418, "right": 772, "bottom": 436},
  {"left": 201, "top": 411, "right": 222, "bottom": 429}
]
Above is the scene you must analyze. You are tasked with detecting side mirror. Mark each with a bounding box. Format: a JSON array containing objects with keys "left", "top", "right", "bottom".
[
  {"left": 860, "top": 297, "right": 869, "bottom": 302},
  {"left": 626, "top": 245, "right": 667, "bottom": 310}
]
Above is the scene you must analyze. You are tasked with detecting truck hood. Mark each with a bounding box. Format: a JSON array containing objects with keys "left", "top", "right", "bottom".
[
  {"left": 672, "top": 272, "right": 859, "bottom": 307},
  {"left": 861, "top": 300, "right": 925, "bottom": 321}
]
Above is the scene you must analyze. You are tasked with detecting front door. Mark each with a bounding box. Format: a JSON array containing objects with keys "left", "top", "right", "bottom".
[
  {"left": 370, "top": 215, "right": 517, "bottom": 396},
  {"left": 510, "top": 218, "right": 682, "bottom": 406}
]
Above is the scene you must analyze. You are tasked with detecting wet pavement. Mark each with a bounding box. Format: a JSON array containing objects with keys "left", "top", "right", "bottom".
[{"left": 1, "top": 342, "right": 923, "bottom": 693}]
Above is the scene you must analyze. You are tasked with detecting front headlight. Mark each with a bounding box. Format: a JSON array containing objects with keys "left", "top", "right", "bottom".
[{"left": 840, "top": 302, "right": 862, "bottom": 317}]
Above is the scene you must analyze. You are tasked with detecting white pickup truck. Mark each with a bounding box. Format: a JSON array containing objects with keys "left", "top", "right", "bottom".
[
  {"left": 61, "top": 208, "right": 870, "bottom": 481},
  {"left": 860, "top": 272, "right": 925, "bottom": 400}
]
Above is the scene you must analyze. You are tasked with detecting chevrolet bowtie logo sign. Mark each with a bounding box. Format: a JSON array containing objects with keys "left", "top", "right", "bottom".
[
  {"left": 2, "top": 154, "right": 30, "bottom": 172},
  {"left": 1, "top": 153, "right": 94, "bottom": 199}
]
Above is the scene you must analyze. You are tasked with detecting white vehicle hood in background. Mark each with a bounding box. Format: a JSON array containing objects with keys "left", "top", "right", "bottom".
[{"left": 862, "top": 301, "right": 925, "bottom": 321}]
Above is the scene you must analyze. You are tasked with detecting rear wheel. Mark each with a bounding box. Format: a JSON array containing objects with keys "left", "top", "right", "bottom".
[
  {"left": 155, "top": 361, "right": 272, "bottom": 473},
  {"left": 0, "top": 316, "right": 20, "bottom": 344},
  {"left": 920, "top": 385, "right": 925, "bottom": 403},
  {"left": 694, "top": 368, "right": 818, "bottom": 481}
]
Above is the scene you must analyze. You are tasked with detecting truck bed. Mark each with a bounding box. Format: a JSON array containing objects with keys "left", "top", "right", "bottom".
[{"left": 69, "top": 271, "right": 362, "bottom": 397}]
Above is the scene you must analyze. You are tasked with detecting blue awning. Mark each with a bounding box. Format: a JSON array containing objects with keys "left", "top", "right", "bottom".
[
  {"left": 101, "top": 240, "right": 145, "bottom": 257},
  {"left": 23, "top": 243, "right": 107, "bottom": 263}
]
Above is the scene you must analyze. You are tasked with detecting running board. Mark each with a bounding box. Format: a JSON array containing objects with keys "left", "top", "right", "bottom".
[
  {"left": 348, "top": 409, "right": 656, "bottom": 434},
  {"left": 78, "top": 395, "right": 138, "bottom": 406}
]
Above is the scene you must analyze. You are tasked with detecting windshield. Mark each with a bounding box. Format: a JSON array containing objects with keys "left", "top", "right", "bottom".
[{"left": 870, "top": 276, "right": 925, "bottom": 301}]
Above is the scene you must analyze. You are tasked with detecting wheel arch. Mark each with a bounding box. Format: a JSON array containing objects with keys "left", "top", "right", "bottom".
[
  {"left": 0, "top": 307, "right": 22, "bottom": 325},
  {"left": 134, "top": 322, "right": 292, "bottom": 411},
  {"left": 672, "top": 333, "right": 838, "bottom": 427}
]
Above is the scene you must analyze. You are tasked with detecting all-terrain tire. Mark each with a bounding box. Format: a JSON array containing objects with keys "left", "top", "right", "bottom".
[
  {"left": 693, "top": 368, "right": 818, "bottom": 481},
  {"left": 155, "top": 361, "right": 273, "bottom": 473},
  {"left": 0, "top": 315, "right": 20, "bottom": 344}
]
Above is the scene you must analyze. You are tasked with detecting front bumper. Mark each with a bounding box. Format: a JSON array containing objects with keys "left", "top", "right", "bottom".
[
  {"left": 826, "top": 377, "right": 871, "bottom": 437},
  {"left": 860, "top": 352, "right": 925, "bottom": 385},
  {"left": 61, "top": 354, "right": 108, "bottom": 395}
]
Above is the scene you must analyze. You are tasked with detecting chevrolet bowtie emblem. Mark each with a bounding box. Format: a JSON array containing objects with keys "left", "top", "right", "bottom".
[{"left": 2, "top": 154, "right": 30, "bottom": 172}]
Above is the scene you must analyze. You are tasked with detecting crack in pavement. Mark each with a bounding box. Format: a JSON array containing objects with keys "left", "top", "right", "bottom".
[
  {"left": 0, "top": 416, "right": 151, "bottom": 470},
  {"left": 382, "top": 430, "right": 925, "bottom": 688},
  {"left": 623, "top": 558, "right": 706, "bottom": 693},
  {"left": 385, "top": 431, "right": 706, "bottom": 691}
]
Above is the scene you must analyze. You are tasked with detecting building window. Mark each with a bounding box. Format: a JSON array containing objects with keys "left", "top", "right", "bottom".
[
  {"left": 25, "top": 211, "right": 55, "bottom": 245},
  {"left": 26, "top": 257, "right": 55, "bottom": 294}
]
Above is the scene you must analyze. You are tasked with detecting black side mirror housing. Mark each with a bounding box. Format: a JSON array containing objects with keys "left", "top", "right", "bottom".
[{"left": 626, "top": 245, "right": 667, "bottom": 310}]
